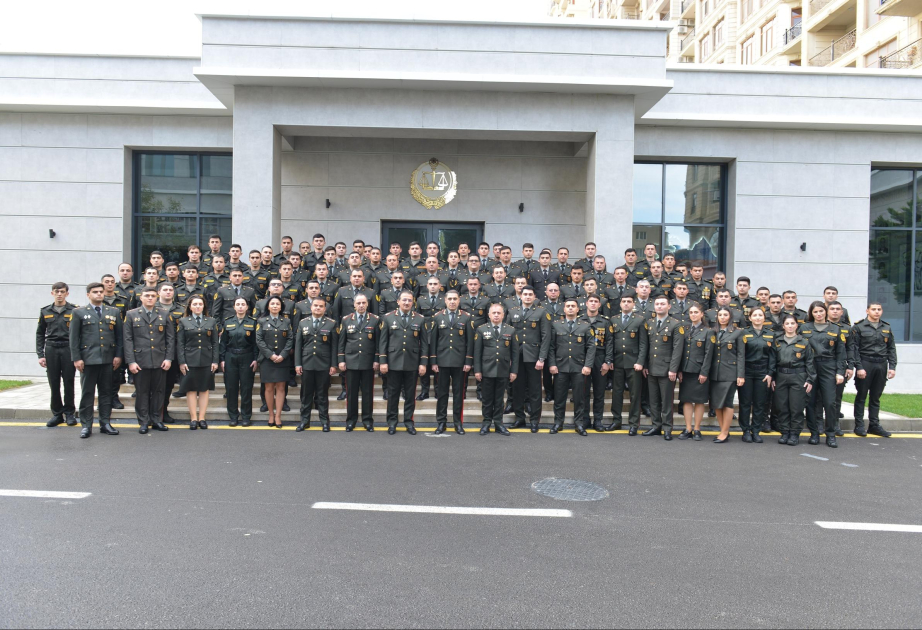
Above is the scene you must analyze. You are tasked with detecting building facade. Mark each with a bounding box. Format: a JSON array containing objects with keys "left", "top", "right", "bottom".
[{"left": 3, "top": 14, "right": 922, "bottom": 390}]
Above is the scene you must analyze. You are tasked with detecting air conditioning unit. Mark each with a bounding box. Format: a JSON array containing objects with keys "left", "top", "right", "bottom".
[{"left": 677, "top": 19, "right": 692, "bottom": 34}]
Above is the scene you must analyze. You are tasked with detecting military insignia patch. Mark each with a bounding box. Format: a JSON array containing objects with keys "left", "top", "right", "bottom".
[
  {"left": 697, "top": 341, "right": 703, "bottom": 347},
  {"left": 630, "top": 331, "right": 635, "bottom": 338},
  {"left": 158, "top": 325, "right": 163, "bottom": 332},
  {"left": 678, "top": 326, "right": 685, "bottom": 335},
  {"left": 829, "top": 340, "right": 835, "bottom": 346},
  {"left": 711, "top": 335, "right": 717, "bottom": 343},
  {"left": 368, "top": 333, "right": 373, "bottom": 339},
  {"left": 727, "top": 343, "right": 733, "bottom": 349},
  {"left": 577, "top": 336, "right": 582, "bottom": 342},
  {"left": 531, "top": 322, "right": 537, "bottom": 328},
  {"left": 246, "top": 331, "right": 251, "bottom": 336},
  {"left": 795, "top": 352, "right": 801, "bottom": 358}
]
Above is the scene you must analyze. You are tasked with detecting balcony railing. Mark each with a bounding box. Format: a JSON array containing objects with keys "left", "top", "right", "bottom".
[
  {"left": 783, "top": 23, "right": 802, "bottom": 45},
  {"left": 808, "top": 28, "right": 856, "bottom": 65},
  {"left": 809, "top": 0, "right": 833, "bottom": 14},
  {"left": 680, "top": 27, "right": 697, "bottom": 50},
  {"left": 878, "top": 38, "right": 922, "bottom": 68}
]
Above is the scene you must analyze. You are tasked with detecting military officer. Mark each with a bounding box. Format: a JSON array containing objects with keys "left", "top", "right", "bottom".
[
  {"left": 115, "top": 263, "right": 137, "bottom": 305},
  {"left": 621, "top": 248, "right": 646, "bottom": 285},
  {"left": 588, "top": 255, "right": 615, "bottom": 290},
  {"left": 771, "top": 314, "right": 816, "bottom": 446},
  {"left": 213, "top": 269, "right": 257, "bottom": 326},
  {"left": 179, "top": 245, "right": 207, "bottom": 280},
  {"left": 685, "top": 264, "right": 711, "bottom": 307},
  {"left": 164, "top": 262, "right": 182, "bottom": 289},
  {"left": 552, "top": 247, "right": 573, "bottom": 285},
  {"left": 201, "top": 234, "right": 225, "bottom": 270},
  {"left": 37, "top": 282, "right": 78, "bottom": 427},
  {"left": 647, "top": 261, "right": 674, "bottom": 300},
  {"left": 378, "top": 270, "right": 411, "bottom": 317},
  {"left": 438, "top": 251, "right": 465, "bottom": 292},
  {"left": 735, "top": 277, "right": 762, "bottom": 324},
  {"left": 457, "top": 256, "right": 491, "bottom": 292},
  {"left": 294, "top": 298, "right": 338, "bottom": 432},
  {"left": 132, "top": 267, "right": 162, "bottom": 309},
  {"left": 292, "top": 280, "right": 322, "bottom": 329},
  {"left": 850, "top": 302, "right": 897, "bottom": 438},
  {"left": 69, "top": 282, "right": 123, "bottom": 438},
  {"left": 375, "top": 254, "right": 402, "bottom": 294},
  {"left": 201, "top": 254, "right": 230, "bottom": 311},
  {"left": 429, "top": 290, "right": 475, "bottom": 435},
  {"left": 706, "top": 272, "right": 733, "bottom": 309},
  {"left": 606, "top": 268, "right": 636, "bottom": 305},
  {"left": 669, "top": 281, "right": 693, "bottom": 324},
  {"left": 737, "top": 306, "right": 776, "bottom": 441},
  {"left": 156, "top": 284, "right": 186, "bottom": 421},
  {"left": 415, "top": 275, "right": 446, "bottom": 401},
  {"left": 220, "top": 297, "right": 258, "bottom": 427},
  {"left": 662, "top": 253, "right": 684, "bottom": 283},
  {"left": 528, "top": 250, "right": 562, "bottom": 301},
  {"left": 337, "top": 294, "right": 379, "bottom": 432},
  {"left": 827, "top": 300, "right": 852, "bottom": 435},
  {"left": 609, "top": 295, "right": 648, "bottom": 434},
  {"left": 542, "top": 283, "right": 566, "bottom": 402},
  {"left": 800, "top": 301, "right": 847, "bottom": 447},
  {"left": 512, "top": 243, "right": 538, "bottom": 276},
  {"left": 333, "top": 269, "right": 379, "bottom": 323},
  {"left": 277, "top": 261, "right": 303, "bottom": 302},
  {"left": 175, "top": 267, "right": 204, "bottom": 306},
  {"left": 505, "top": 286, "right": 551, "bottom": 432},
  {"left": 548, "top": 298, "right": 596, "bottom": 436},
  {"left": 460, "top": 277, "right": 491, "bottom": 329},
  {"left": 705, "top": 290, "right": 744, "bottom": 327},
  {"left": 473, "top": 303, "right": 519, "bottom": 435},
  {"left": 124, "top": 287, "right": 175, "bottom": 434},
  {"left": 494, "top": 246, "right": 523, "bottom": 279},
  {"left": 176, "top": 296, "right": 220, "bottom": 430},
  {"left": 823, "top": 287, "right": 851, "bottom": 326},
  {"left": 642, "top": 296, "right": 685, "bottom": 440},
  {"left": 484, "top": 266, "right": 516, "bottom": 304},
  {"left": 632, "top": 280, "right": 656, "bottom": 320},
  {"left": 101, "top": 274, "right": 131, "bottom": 409},
  {"left": 572, "top": 242, "right": 598, "bottom": 273},
  {"left": 273, "top": 235, "right": 297, "bottom": 266},
  {"left": 562, "top": 266, "right": 587, "bottom": 300},
  {"left": 580, "top": 295, "right": 613, "bottom": 433},
  {"left": 781, "top": 290, "right": 808, "bottom": 323},
  {"left": 243, "top": 250, "right": 271, "bottom": 299},
  {"left": 378, "top": 291, "right": 428, "bottom": 435}
]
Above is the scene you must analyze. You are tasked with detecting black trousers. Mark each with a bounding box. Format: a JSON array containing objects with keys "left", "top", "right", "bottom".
[
  {"left": 806, "top": 361, "right": 837, "bottom": 436},
  {"left": 513, "top": 362, "right": 543, "bottom": 424},
  {"left": 648, "top": 375, "right": 675, "bottom": 430},
  {"left": 45, "top": 344, "right": 75, "bottom": 417},
  {"left": 582, "top": 364, "right": 607, "bottom": 424},
  {"left": 773, "top": 371, "right": 807, "bottom": 434},
  {"left": 611, "top": 367, "right": 642, "bottom": 427},
  {"left": 78, "top": 363, "right": 114, "bottom": 426},
  {"left": 738, "top": 375, "right": 771, "bottom": 432},
  {"left": 346, "top": 368, "right": 374, "bottom": 427},
  {"left": 481, "top": 376, "right": 508, "bottom": 427},
  {"left": 435, "top": 366, "right": 465, "bottom": 424},
  {"left": 386, "top": 370, "right": 418, "bottom": 427},
  {"left": 553, "top": 372, "right": 586, "bottom": 428},
  {"left": 542, "top": 368, "right": 554, "bottom": 400},
  {"left": 112, "top": 364, "right": 126, "bottom": 400},
  {"left": 134, "top": 367, "right": 165, "bottom": 427},
  {"left": 299, "top": 369, "right": 331, "bottom": 424},
  {"left": 834, "top": 379, "right": 847, "bottom": 429},
  {"left": 225, "top": 353, "right": 254, "bottom": 422},
  {"left": 854, "top": 360, "right": 887, "bottom": 429},
  {"left": 162, "top": 363, "right": 182, "bottom": 419}
]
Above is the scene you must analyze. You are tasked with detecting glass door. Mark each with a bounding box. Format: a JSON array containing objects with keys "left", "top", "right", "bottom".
[{"left": 382, "top": 222, "right": 483, "bottom": 261}]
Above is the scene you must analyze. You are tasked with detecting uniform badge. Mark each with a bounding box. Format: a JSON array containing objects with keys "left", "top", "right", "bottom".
[
  {"left": 323, "top": 335, "right": 327, "bottom": 341},
  {"left": 282, "top": 331, "right": 287, "bottom": 337},
  {"left": 630, "top": 331, "right": 635, "bottom": 338},
  {"left": 678, "top": 326, "right": 685, "bottom": 335},
  {"left": 711, "top": 335, "right": 717, "bottom": 343},
  {"left": 109, "top": 324, "right": 115, "bottom": 330},
  {"left": 368, "top": 333, "right": 373, "bottom": 339},
  {"left": 697, "top": 341, "right": 703, "bottom": 347},
  {"left": 795, "top": 352, "right": 801, "bottom": 358},
  {"left": 663, "top": 335, "right": 668, "bottom": 342},
  {"left": 413, "top": 331, "right": 418, "bottom": 337},
  {"left": 505, "top": 340, "right": 510, "bottom": 347},
  {"left": 829, "top": 340, "right": 835, "bottom": 346},
  {"left": 459, "top": 329, "right": 464, "bottom": 336},
  {"left": 158, "top": 325, "right": 163, "bottom": 332},
  {"left": 577, "top": 336, "right": 582, "bottom": 342},
  {"left": 766, "top": 341, "right": 771, "bottom": 346},
  {"left": 246, "top": 331, "right": 251, "bottom": 336},
  {"left": 531, "top": 322, "right": 537, "bottom": 328},
  {"left": 207, "top": 330, "right": 212, "bottom": 337}
]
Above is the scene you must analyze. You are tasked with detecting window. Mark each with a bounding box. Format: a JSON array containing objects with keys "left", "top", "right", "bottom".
[
  {"left": 702, "top": 0, "right": 710, "bottom": 16},
  {"left": 701, "top": 34, "right": 712, "bottom": 59},
  {"left": 761, "top": 19, "right": 775, "bottom": 54},
  {"left": 632, "top": 162, "right": 727, "bottom": 277},
  {"left": 868, "top": 168, "right": 922, "bottom": 341},
  {"left": 864, "top": 38, "right": 898, "bottom": 68},
  {"left": 133, "top": 152, "right": 232, "bottom": 275},
  {"left": 742, "top": 38, "right": 754, "bottom": 64},
  {"left": 791, "top": 8, "right": 802, "bottom": 25},
  {"left": 715, "top": 20, "right": 725, "bottom": 46}
]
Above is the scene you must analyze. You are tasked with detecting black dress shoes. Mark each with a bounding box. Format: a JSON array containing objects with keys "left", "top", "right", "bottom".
[
  {"left": 79, "top": 426, "right": 91, "bottom": 439},
  {"left": 476, "top": 391, "right": 483, "bottom": 402},
  {"left": 787, "top": 433, "right": 800, "bottom": 446},
  {"left": 199, "top": 421, "right": 208, "bottom": 430},
  {"left": 190, "top": 421, "right": 198, "bottom": 430},
  {"left": 549, "top": 424, "right": 562, "bottom": 434},
  {"left": 405, "top": 423, "right": 417, "bottom": 435},
  {"left": 337, "top": 391, "right": 347, "bottom": 401},
  {"left": 628, "top": 426, "right": 638, "bottom": 436},
  {"left": 46, "top": 416, "right": 64, "bottom": 427},
  {"left": 416, "top": 391, "right": 429, "bottom": 401},
  {"left": 641, "top": 406, "right": 652, "bottom": 418},
  {"left": 100, "top": 423, "right": 118, "bottom": 435},
  {"left": 826, "top": 435, "right": 838, "bottom": 448},
  {"left": 574, "top": 424, "right": 588, "bottom": 436},
  {"left": 388, "top": 426, "right": 397, "bottom": 435},
  {"left": 778, "top": 432, "right": 789, "bottom": 444},
  {"left": 677, "top": 429, "right": 691, "bottom": 440},
  {"left": 835, "top": 430, "right": 844, "bottom": 437},
  {"left": 383, "top": 390, "right": 389, "bottom": 400},
  {"left": 345, "top": 424, "right": 354, "bottom": 432},
  {"left": 605, "top": 421, "right": 623, "bottom": 432},
  {"left": 139, "top": 424, "right": 149, "bottom": 434},
  {"left": 229, "top": 419, "right": 239, "bottom": 427},
  {"left": 322, "top": 422, "right": 330, "bottom": 433},
  {"left": 65, "top": 414, "right": 78, "bottom": 426},
  {"left": 151, "top": 421, "right": 169, "bottom": 432},
  {"left": 288, "top": 379, "right": 297, "bottom": 388},
  {"left": 495, "top": 424, "right": 511, "bottom": 436},
  {"left": 509, "top": 418, "right": 527, "bottom": 429},
  {"left": 663, "top": 429, "right": 672, "bottom": 441},
  {"left": 808, "top": 434, "right": 820, "bottom": 445},
  {"left": 707, "top": 410, "right": 716, "bottom": 418},
  {"left": 713, "top": 436, "right": 729, "bottom": 443},
  {"left": 434, "top": 423, "right": 446, "bottom": 435},
  {"left": 241, "top": 420, "right": 252, "bottom": 427},
  {"left": 593, "top": 422, "right": 605, "bottom": 433},
  {"left": 692, "top": 430, "right": 702, "bottom": 441},
  {"left": 454, "top": 423, "right": 465, "bottom": 435},
  {"left": 365, "top": 424, "right": 375, "bottom": 432},
  {"left": 260, "top": 404, "right": 269, "bottom": 412},
  {"left": 741, "top": 431, "right": 752, "bottom": 443},
  {"left": 503, "top": 402, "right": 513, "bottom": 414},
  {"left": 161, "top": 414, "right": 176, "bottom": 424},
  {"left": 479, "top": 425, "right": 490, "bottom": 435},
  {"left": 854, "top": 427, "right": 868, "bottom": 437},
  {"left": 868, "top": 425, "right": 892, "bottom": 438},
  {"left": 530, "top": 423, "right": 539, "bottom": 433},
  {"left": 282, "top": 402, "right": 291, "bottom": 412},
  {"left": 642, "top": 427, "right": 662, "bottom": 436},
  {"left": 172, "top": 391, "right": 184, "bottom": 398},
  {"left": 751, "top": 432, "right": 763, "bottom": 443},
  {"left": 543, "top": 395, "right": 553, "bottom": 403},
  {"left": 109, "top": 397, "right": 124, "bottom": 410}
]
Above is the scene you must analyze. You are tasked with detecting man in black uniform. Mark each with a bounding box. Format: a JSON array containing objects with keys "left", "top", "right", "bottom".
[
  {"left": 552, "top": 247, "right": 573, "bottom": 285},
  {"left": 781, "top": 290, "right": 808, "bottom": 323},
  {"left": 505, "top": 286, "right": 551, "bottom": 432},
  {"left": 643, "top": 296, "right": 684, "bottom": 440},
  {"left": 124, "top": 287, "right": 174, "bottom": 434},
  {"left": 202, "top": 234, "right": 225, "bottom": 269},
  {"left": 37, "top": 282, "right": 78, "bottom": 427},
  {"left": 332, "top": 268, "right": 378, "bottom": 402},
  {"left": 378, "top": 291, "right": 428, "bottom": 434},
  {"left": 528, "top": 249, "right": 561, "bottom": 301},
  {"left": 213, "top": 269, "right": 257, "bottom": 326},
  {"left": 69, "top": 282, "right": 123, "bottom": 438},
  {"left": 609, "top": 295, "right": 648, "bottom": 434},
  {"left": 429, "top": 290, "right": 475, "bottom": 435},
  {"left": 337, "top": 294, "right": 379, "bottom": 431},
  {"left": 827, "top": 300, "right": 852, "bottom": 435},
  {"left": 156, "top": 284, "right": 186, "bottom": 420},
  {"left": 580, "top": 295, "right": 613, "bottom": 432},
  {"left": 101, "top": 274, "right": 130, "bottom": 409},
  {"left": 850, "top": 302, "right": 896, "bottom": 438},
  {"left": 473, "top": 303, "right": 518, "bottom": 436},
  {"left": 415, "top": 275, "right": 446, "bottom": 401},
  {"left": 219, "top": 306, "right": 258, "bottom": 427},
  {"left": 294, "top": 298, "right": 338, "bottom": 432},
  {"left": 548, "top": 298, "right": 596, "bottom": 436}
]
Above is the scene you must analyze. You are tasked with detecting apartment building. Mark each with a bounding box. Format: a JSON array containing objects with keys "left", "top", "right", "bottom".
[{"left": 553, "top": 0, "right": 922, "bottom": 68}]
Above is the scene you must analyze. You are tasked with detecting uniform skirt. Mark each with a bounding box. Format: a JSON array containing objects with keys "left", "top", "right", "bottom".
[
  {"left": 259, "top": 356, "right": 292, "bottom": 383},
  {"left": 679, "top": 372, "right": 709, "bottom": 404},
  {"left": 710, "top": 380, "right": 737, "bottom": 409},
  {"left": 184, "top": 366, "right": 215, "bottom": 392}
]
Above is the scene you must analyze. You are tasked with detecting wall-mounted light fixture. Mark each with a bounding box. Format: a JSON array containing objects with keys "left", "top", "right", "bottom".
[
  {"left": 326, "top": 199, "right": 332, "bottom": 209},
  {"left": 518, "top": 203, "right": 525, "bottom": 213},
  {"left": 800, "top": 242, "right": 807, "bottom": 252},
  {"left": 49, "top": 229, "right": 56, "bottom": 239}
]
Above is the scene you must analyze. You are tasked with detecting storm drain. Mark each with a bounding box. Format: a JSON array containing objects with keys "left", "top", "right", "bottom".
[{"left": 531, "top": 478, "right": 609, "bottom": 502}]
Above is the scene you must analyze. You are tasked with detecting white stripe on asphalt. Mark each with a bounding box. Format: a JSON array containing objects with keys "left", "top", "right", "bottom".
[
  {"left": 0, "top": 489, "right": 91, "bottom": 499},
  {"left": 816, "top": 521, "right": 922, "bottom": 533},
  {"left": 312, "top": 502, "right": 572, "bottom": 518},
  {"left": 801, "top": 453, "right": 829, "bottom": 461}
]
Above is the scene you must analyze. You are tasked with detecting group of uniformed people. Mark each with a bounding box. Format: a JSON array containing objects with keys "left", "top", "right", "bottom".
[{"left": 37, "top": 234, "right": 898, "bottom": 446}]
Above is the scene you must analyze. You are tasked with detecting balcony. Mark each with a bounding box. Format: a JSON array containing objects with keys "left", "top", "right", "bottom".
[
  {"left": 808, "top": 28, "right": 856, "bottom": 65},
  {"left": 783, "top": 24, "right": 802, "bottom": 45},
  {"left": 680, "top": 0, "right": 696, "bottom": 16},
  {"left": 877, "top": 0, "right": 922, "bottom": 17},
  {"left": 878, "top": 38, "right": 922, "bottom": 68},
  {"left": 680, "top": 27, "right": 697, "bottom": 52},
  {"left": 620, "top": 9, "right": 641, "bottom": 17},
  {"left": 807, "top": 0, "right": 857, "bottom": 31}
]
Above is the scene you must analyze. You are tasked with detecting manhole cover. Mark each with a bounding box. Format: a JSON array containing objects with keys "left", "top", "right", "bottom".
[{"left": 531, "top": 478, "right": 609, "bottom": 502}]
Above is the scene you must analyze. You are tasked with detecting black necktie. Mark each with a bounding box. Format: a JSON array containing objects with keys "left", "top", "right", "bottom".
[
  {"left": 235, "top": 286, "right": 240, "bottom": 296},
  {"left": 719, "top": 330, "right": 725, "bottom": 341},
  {"left": 451, "top": 269, "right": 456, "bottom": 278},
  {"left": 494, "top": 325, "right": 499, "bottom": 337},
  {"left": 403, "top": 314, "right": 409, "bottom": 327},
  {"left": 568, "top": 321, "right": 574, "bottom": 334},
  {"left": 657, "top": 319, "right": 663, "bottom": 332},
  {"left": 449, "top": 312, "right": 454, "bottom": 326},
  {"left": 622, "top": 314, "right": 628, "bottom": 326},
  {"left": 195, "top": 316, "right": 201, "bottom": 327},
  {"left": 357, "top": 315, "right": 363, "bottom": 328},
  {"left": 313, "top": 319, "right": 320, "bottom": 333},
  {"left": 544, "top": 269, "right": 548, "bottom": 280},
  {"left": 95, "top": 306, "right": 101, "bottom": 319}
]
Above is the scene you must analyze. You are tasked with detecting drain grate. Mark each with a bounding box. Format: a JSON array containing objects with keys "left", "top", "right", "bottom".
[{"left": 531, "top": 478, "right": 609, "bottom": 502}]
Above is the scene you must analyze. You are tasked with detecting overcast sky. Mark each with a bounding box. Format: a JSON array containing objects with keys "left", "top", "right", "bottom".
[{"left": 0, "top": 0, "right": 552, "bottom": 57}]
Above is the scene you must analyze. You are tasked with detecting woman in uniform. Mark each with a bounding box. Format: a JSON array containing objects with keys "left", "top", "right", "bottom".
[
  {"left": 220, "top": 297, "right": 258, "bottom": 427},
  {"left": 256, "top": 296, "right": 293, "bottom": 428},
  {"left": 709, "top": 307, "right": 745, "bottom": 443},
  {"left": 737, "top": 307, "right": 776, "bottom": 443},
  {"left": 800, "top": 301, "right": 847, "bottom": 448},
  {"left": 677, "top": 303, "right": 712, "bottom": 441},
  {"left": 177, "top": 295, "right": 219, "bottom": 430},
  {"left": 771, "top": 314, "right": 816, "bottom": 446}
]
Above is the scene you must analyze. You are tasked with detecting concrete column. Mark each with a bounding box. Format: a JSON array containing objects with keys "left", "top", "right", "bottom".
[
  {"left": 231, "top": 113, "right": 281, "bottom": 249},
  {"left": 586, "top": 129, "right": 635, "bottom": 258}
]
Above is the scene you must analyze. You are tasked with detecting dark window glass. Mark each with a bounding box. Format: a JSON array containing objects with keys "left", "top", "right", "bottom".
[
  {"left": 868, "top": 229, "right": 911, "bottom": 341},
  {"left": 665, "top": 225, "right": 722, "bottom": 277},
  {"left": 200, "top": 155, "right": 232, "bottom": 215},
  {"left": 870, "top": 169, "right": 912, "bottom": 228},
  {"left": 138, "top": 216, "right": 198, "bottom": 268},
  {"left": 139, "top": 154, "right": 198, "bottom": 214}
]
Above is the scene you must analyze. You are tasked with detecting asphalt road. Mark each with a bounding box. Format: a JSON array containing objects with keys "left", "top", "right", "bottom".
[{"left": 1, "top": 426, "right": 921, "bottom": 629}]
